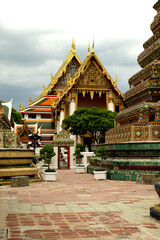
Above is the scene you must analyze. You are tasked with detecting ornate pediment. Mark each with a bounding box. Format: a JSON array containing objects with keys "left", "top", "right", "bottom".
[{"left": 75, "top": 61, "right": 111, "bottom": 88}]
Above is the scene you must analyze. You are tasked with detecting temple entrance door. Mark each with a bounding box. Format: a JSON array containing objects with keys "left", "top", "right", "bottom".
[{"left": 58, "top": 146, "right": 70, "bottom": 169}]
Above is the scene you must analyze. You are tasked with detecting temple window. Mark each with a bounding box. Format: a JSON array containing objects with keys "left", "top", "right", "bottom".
[
  {"left": 28, "top": 114, "right": 36, "bottom": 119},
  {"left": 41, "top": 114, "right": 51, "bottom": 119},
  {"left": 115, "top": 105, "right": 120, "bottom": 113}
]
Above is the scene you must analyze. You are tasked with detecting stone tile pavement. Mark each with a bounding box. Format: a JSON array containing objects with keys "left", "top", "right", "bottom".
[{"left": 0, "top": 169, "right": 160, "bottom": 240}]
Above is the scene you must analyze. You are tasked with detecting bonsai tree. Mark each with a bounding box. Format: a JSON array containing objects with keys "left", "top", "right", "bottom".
[
  {"left": 73, "top": 147, "right": 84, "bottom": 166},
  {"left": 96, "top": 146, "right": 108, "bottom": 168},
  {"left": 39, "top": 144, "right": 56, "bottom": 171},
  {"left": 76, "top": 143, "right": 85, "bottom": 152}
]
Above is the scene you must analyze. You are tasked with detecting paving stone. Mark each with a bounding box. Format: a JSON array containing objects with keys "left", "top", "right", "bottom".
[{"left": 0, "top": 170, "right": 160, "bottom": 240}]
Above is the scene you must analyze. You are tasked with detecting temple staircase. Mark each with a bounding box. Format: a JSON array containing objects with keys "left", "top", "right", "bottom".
[{"left": 0, "top": 149, "right": 40, "bottom": 185}]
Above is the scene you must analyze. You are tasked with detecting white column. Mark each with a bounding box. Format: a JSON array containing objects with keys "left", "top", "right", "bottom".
[
  {"left": 24, "top": 114, "right": 28, "bottom": 119},
  {"left": 51, "top": 147, "right": 58, "bottom": 169},
  {"left": 70, "top": 146, "right": 76, "bottom": 169},
  {"left": 36, "top": 114, "right": 41, "bottom": 119},
  {"left": 59, "top": 110, "right": 64, "bottom": 131},
  {"left": 70, "top": 100, "right": 76, "bottom": 147},
  {"left": 70, "top": 100, "right": 75, "bottom": 115},
  {"left": 108, "top": 101, "right": 114, "bottom": 112},
  {"left": 57, "top": 121, "right": 60, "bottom": 134}
]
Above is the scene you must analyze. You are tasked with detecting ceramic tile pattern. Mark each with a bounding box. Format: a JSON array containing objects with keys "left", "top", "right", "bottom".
[{"left": 0, "top": 170, "right": 160, "bottom": 239}]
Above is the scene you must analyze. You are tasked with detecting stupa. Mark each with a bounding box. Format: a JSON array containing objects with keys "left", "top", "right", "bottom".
[{"left": 91, "top": 0, "right": 160, "bottom": 181}]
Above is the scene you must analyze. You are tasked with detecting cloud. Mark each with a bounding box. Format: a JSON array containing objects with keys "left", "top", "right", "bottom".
[
  {"left": 0, "top": 0, "right": 156, "bottom": 110},
  {"left": 0, "top": 26, "right": 69, "bottom": 67},
  {"left": 0, "top": 32, "right": 143, "bottom": 109}
]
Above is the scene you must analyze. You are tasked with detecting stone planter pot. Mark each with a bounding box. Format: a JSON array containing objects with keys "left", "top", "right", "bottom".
[
  {"left": 43, "top": 171, "right": 57, "bottom": 182},
  {"left": 93, "top": 170, "right": 107, "bottom": 180},
  {"left": 75, "top": 166, "right": 86, "bottom": 174},
  {"left": 41, "top": 166, "right": 48, "bottom": 174}
]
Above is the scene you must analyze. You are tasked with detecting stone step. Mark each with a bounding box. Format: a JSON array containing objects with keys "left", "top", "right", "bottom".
[
  {"left": 0, "top": 158, "right": 33, "bottom": 165},
  {"left": 0, "top": 149, "right": 34, "bottom": 158},
  {"left": 0, "top": 167, "right": 38, "bottom": 177}
]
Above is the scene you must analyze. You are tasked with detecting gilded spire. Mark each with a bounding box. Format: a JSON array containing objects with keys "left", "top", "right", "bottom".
[
  {"left": 71, "top": 37, "right": 75, "bottom": 53},
  {"left": 92, "top": 37, "right": 95, "bottom": 53},
  {"left": 87, "top": 41, "right": 90, "bottom": 56},
  {"left": 29, "top": 97, "right": 32, "bottom": 105}
]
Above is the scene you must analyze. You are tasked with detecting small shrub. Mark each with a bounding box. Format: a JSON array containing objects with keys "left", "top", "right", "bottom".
[
  {"left": 76, "top": 143, "right": 85, "bottom": 152},
  {"left": 40, "top": 144, "right": 56, "bottom": 170}
]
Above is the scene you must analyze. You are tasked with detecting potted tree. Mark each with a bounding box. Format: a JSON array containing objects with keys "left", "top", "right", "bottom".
[
  {"left": 39, "top": 144, "right": 57, "bottom": 181},
  {"left": 93, "top": 146, "right": 108, "bottom": 180},
  {"left": 74, "top": 146, "right": 85, "bottom": 174}
]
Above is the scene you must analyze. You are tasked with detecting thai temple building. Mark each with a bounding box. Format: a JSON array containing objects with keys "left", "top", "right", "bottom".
[
  {"left": 20, "top": 40, "right": 125, "bottom": 147},
  {"left": 105, "top": 0, "right": 160, "bottom": 144}
]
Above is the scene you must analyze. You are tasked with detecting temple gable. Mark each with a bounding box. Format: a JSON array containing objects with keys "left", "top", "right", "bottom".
[{"left": 75, "top": 60, "right": 112, "bottom": 88}]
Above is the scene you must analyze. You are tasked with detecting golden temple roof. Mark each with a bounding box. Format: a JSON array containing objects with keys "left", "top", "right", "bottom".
[
  {"left": 21, "top": 40, "right": 123, "bottom": 112},
  {"left": 21, "top": 41, "right": 81, "bottom": 111},
  {"left": 50, "top": 50, "right": 123, "bottom": 110}
]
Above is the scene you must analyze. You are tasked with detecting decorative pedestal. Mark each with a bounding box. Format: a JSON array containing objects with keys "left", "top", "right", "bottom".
[
  {"left": 93, "top": 171, "right": 107, "bottom": 180},
  {"left": 150, "top": 182, "right": 160, "bottom": 220}
]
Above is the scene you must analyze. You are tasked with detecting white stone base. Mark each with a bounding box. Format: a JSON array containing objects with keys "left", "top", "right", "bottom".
[
  {"left": 43, "top": 172, "right": 57, "bottom": 182},
  {"left": 75, "top": 166, "right": 86, "bottom": 174},
  {"left": 93, "top": 171, "right": 107, "bottom": 180}
]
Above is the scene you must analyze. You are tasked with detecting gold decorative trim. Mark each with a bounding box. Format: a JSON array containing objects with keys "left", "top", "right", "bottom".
[{"left": 29, "top": 97, "right": 32, "bottom": 105}]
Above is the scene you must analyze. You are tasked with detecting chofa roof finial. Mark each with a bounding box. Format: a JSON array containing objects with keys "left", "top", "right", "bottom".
[
  {"left": 92, "top": 36, "right": 95, "bottom": 53},
  {"left": 71, "top": 37, "right": 75, "bottom": 53},
  {"left": 87, "top": 41, "right": 90, "bottom": 56}
]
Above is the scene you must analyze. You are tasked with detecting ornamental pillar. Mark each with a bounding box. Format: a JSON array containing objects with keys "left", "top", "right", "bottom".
[
  {"left": 70, "top": 100, "right": 76, "bottom": 149},
  {"left": 59, "top": 109, "right": 64, "bottom": 131},
  {"left": 70, "top": 100, "right": 75, "bottom": 115},
  {"left": 108, "top": 99, "right": 114, "bottom": 112}
]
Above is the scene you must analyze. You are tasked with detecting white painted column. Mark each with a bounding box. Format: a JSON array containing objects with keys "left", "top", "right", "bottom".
[
  {"left": 57, "top": 121, "right": 60, "bottom": 134},
  {"left": 59, "top": 109, "right": 64, "bottom": 131},
  {"left": 70, "top": 100, "right": 75, "bottom": 115},
  {"left": 70, "top": 146, "right": 76, "bottom": 169},
  {"left": 108, "top": 100, "right": 114, "bottom": 112},
  {"left": 24, "top": 114, "right": 28, "bottom": 119},
  {"left": 51, "top": 147, "right": 58, "bottom": 169}
]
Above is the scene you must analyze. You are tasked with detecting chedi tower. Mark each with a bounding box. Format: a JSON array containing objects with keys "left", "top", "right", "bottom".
[
  {"left": 106, "top": 0, "right": 160, "bottom": 144},
  {"left": 91, "top": 0, "right": 160, "bottom": 182}
]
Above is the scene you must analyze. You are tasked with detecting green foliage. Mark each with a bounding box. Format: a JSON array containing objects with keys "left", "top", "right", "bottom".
[
  {"left": 76, "top": 143, "right": 85, "bottom": 152},
  {"left": 11, "top": 107, "right": 24, "bottom": 127},
  {"left": 73, "top": 147, "right": 84, "bottom": 165},
  {"left": 63, "top": 107, "right": 116, "bottom": 144},
  {"left": 0, "top": 100, "right": 23, "bottom": 127},
  {"left": 40, "top": 144, "right": 56, "bottom": 169},
  {"left": 95, "top": 146, "right": 108, "bottom": 168},
  {"left": 96, "top": 146, "right": 108, "bottom": 160},
  {"left": 45, "top": 168, "right": 56, "bottom": 172}
]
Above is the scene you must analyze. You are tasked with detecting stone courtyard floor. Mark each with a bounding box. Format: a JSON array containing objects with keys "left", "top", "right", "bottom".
[{"left": 0, "top": 170, "right": 160, "bottom": 240}]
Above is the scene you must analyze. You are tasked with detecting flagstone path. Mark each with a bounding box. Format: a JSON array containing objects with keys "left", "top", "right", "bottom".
[{"left": 0, "top": 169, "right": 160, "bottom": 239}]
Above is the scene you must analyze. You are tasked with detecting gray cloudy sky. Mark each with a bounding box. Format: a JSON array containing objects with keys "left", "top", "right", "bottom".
[{"left": 0, "top": 0, "right": 156, "bottom": 110}]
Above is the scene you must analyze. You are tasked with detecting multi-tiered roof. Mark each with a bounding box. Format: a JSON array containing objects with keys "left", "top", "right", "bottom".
[
  {"left": 106, "top": 0, "right": 160, "bottom": 143},
  {"left": 116, "top": 0, "right": 160, "bottom": 124}
]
